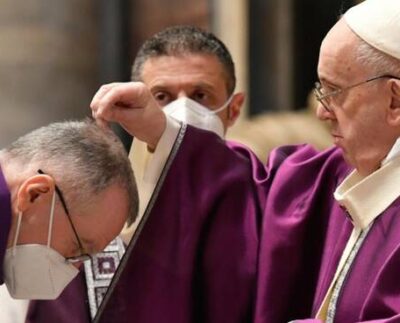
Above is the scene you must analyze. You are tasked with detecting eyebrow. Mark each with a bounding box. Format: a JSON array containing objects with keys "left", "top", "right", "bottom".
[
  {"left": 319, "top": 77, "right": 340, "bottom": 89},
  {"left": 150, "top": 81, "right": 217, "bottom": 92},
  {"left": 194, "top": 82, "right": 216, "bottom": 90},
  {"left": 149, "top": 84, "right": 171, "bottom": 92}
]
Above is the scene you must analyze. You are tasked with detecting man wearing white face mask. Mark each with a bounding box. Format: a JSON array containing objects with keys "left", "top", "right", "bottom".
[
  {"left": 0, "top": 120, "right": 138, "bottom": 321},
  {"left": 123, "top": 25, "right": 244, "bottom": 242}
]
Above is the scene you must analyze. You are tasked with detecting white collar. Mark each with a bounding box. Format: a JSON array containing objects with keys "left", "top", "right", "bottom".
[{"left": 334, "top": 156, "right": 400, "bottom": 229}]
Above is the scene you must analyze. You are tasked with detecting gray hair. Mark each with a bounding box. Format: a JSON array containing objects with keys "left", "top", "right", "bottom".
[
  {"left": 356, "top": 38, "right": 400, "bottom": 77},
  {"left": 2, "top": 119, "right": 138, "bottom": 225},
  {"left": 131, "top": 25, "right": 236, "bottom": 95}
]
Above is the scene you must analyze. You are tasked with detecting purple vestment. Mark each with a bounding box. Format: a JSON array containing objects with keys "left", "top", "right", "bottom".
[
  {"left": 0, "top": 167, "right": 12, "bottom": 285},
  {"left": 26, "top": 270, "right": 91, "bottom": 323},
  {"left": 25, "top": 125, "right": 400, "bottom": 322},
  {"left": 95, "top": 126, "right": 261, "bottom": 323},
  {"left": 253, "top": 144, "right": 400, "bottom": 322}
]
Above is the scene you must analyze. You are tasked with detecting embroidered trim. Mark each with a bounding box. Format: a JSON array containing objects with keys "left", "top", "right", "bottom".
[
  {"left": 326, "top": 223, "right": 372, "bottom": 323},
  {"left": 85, "top": 237, "right": 126, "bottom": 319}
]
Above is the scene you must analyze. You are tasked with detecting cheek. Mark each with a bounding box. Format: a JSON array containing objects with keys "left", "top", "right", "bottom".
[
  {"left": 348, "top": 113, "right": 387, "bottom": 156},
  {"left": 346, "top": 115, "right": 374, "bottom": 143},
  {"left": 342, "top": 91, "right": 382, "bottom": 126},
  {"left": 217, "top": 111, "right": 227, "bottom": 124},
  {"left": 50, "top": 217, "right": 78, "bottom": 256}
]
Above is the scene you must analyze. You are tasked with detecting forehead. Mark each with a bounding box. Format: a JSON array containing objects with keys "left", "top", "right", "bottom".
[
  {"left": 78, "top": 184, "right": 129, "bottom": 253},
  {"left": 318, "top": 19, "right": 367, "bottom": 84},
  {"left": 141, "top": 54, "right": 228, "bottom": 95}
]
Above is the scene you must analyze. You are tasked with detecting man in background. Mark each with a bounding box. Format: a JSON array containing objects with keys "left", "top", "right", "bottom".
[{"left": 122, "top": 24, "right": 245, "bottom": 241}]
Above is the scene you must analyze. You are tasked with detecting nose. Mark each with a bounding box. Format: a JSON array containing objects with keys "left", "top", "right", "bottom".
[
  {"left": 316, "top": 103, "right": 335, "bottom": 121},
  {"left": 177, "top": 91, "right": 189, "bottom": 99}
]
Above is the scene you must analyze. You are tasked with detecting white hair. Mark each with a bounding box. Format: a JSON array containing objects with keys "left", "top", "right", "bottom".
[
  {"left": 2, "top": 119, "right": 138, "bottom": 225},
  {"left": 356, "top": 38, "right": 400, "bottom": 77}
]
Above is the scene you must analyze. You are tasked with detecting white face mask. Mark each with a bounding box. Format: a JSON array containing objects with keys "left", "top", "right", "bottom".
[
  {"left": 163, "top": 95, "right": 233, "bottom": 138},
  {"left": 3, "top": 191, "right": 79, "bottom": 299}
]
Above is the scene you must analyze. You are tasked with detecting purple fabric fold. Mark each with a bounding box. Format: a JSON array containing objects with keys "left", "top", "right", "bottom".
[{"left": 0, "top": 167, "right": 12, "bottom": 285}]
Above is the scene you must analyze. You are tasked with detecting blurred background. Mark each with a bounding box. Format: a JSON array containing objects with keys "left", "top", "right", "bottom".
[{"left": 0, "top": 0, "right": 360, "bottom": 156}]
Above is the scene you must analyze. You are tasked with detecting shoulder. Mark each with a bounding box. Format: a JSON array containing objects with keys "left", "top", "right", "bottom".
[
  {"left": 268, "top": 144, "right": 348, "bottom": 174},
  {"left": 265, "top": 144, "right": 351, "bottom": 196}
]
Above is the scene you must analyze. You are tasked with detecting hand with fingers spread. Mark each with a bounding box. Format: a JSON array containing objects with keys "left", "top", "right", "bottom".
[{"left": 90, "top": 82, "right": 166, "bottom": 150}]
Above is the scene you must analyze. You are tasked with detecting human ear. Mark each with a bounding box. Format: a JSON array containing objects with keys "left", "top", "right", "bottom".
[
  {"left": 15, "top": 174, "right": 55, "bottom": 214},
  {"left": 227, "top": 92, "right": 245, "bottom": 127},
  {"left": 387, "top": 79, "right": 400, "bottom": 126}
]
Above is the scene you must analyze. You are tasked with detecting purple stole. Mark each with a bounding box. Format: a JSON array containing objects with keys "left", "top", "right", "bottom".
[{"left": 0, "top": 167, "right": 12, "bottom": 285}]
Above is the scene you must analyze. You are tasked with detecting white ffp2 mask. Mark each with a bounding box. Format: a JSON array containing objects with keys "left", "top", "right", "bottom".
[
  {"left": 163, "top": 95, "right": 233, "bottom": 138},
  {"left": 3, "top": 191, "right": 79, "bottom": 299}
]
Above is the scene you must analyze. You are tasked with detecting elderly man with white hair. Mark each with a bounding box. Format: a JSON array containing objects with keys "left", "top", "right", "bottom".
[{"left": 90, "top": 0, "right": 400, "bottom": 322}]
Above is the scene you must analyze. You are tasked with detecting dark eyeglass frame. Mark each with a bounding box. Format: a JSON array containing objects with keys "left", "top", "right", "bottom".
[
  {"left": 38, "top": 169, "right": 92, "bottom": 264},
  {"left": 314, "top": 74, "right": 400, "bottom": 113}
]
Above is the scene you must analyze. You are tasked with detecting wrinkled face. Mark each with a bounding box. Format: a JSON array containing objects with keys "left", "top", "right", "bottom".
[
  {"left": 9, "top": 180, "right": 128, "bottom": 267},
  {"left": 140, "top": 53, "right": 243, "bottom": 131},
  {"left": 316, "top": 19, "right": 398, "bottom": 175}
]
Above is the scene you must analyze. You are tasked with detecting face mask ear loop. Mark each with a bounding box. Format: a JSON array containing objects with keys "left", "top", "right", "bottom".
[
  {"left": 47, "top": 191, "right": 56, "bottom": 247},
  {"left": 11, "top": 212, "right": 24, "bottom": 255},
  {"left": 209, "top": 92, "right": 235, "bottom": 115}
]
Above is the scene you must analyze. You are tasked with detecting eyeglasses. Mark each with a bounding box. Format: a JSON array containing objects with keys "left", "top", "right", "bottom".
[
  {"left": 38, "top": 169, "right": 92, "bottom": 264},
  {"left": 314, "top": 74, "right": 400, "bottom": 113}
]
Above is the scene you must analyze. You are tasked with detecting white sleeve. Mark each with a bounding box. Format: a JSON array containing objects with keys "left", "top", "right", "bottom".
[
  {"left": 143, "top": 115, "right": 181, "bottom": 184},
  {"left": 0, "top": 285, "right": 29, "bottom": 323},
  {"left": 120, "top": 115, "right": 181, "bottom": 244}
]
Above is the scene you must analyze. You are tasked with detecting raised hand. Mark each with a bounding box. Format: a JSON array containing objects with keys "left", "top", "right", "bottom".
[{"left": 90, "top": 82, "right": 166, "bottom": 150}]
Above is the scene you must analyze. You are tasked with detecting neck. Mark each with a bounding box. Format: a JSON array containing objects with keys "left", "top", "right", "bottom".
[{"left": 355, "top": 162, "right": 380, "bottom": 177}]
